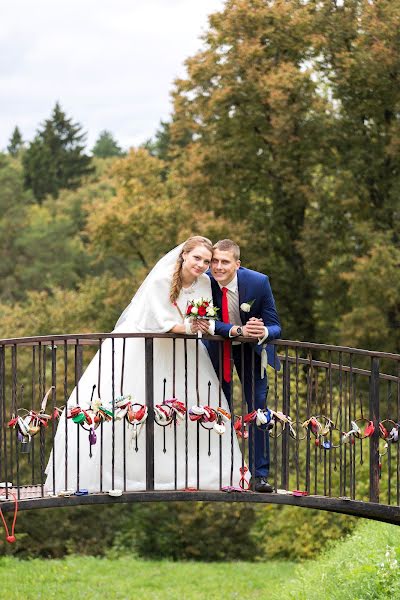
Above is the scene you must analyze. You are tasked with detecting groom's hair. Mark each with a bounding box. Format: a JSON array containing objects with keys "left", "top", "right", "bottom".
[{"left": 213, "top": 239, "right": 240, "bottom": 261}]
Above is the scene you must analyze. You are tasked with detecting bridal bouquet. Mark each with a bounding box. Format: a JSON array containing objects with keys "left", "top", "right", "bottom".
[{"left": 185, "top": 298, "right": 219, "bottom": 337}]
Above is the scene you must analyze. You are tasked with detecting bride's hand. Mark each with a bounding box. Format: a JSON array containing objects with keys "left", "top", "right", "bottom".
[{"left": 189, "top": 320, "right": 201, "bottom": 333}]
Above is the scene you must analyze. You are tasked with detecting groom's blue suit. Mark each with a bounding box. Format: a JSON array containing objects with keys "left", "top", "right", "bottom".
[{"left": 204, "top": 267, "right": 281, "bottom": 479}]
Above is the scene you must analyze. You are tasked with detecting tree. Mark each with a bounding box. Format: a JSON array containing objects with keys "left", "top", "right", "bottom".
[
  {"left": 169, "top": 0, "right": 328, "bottom": 340},
  {"left": 23, "top": 102, "right": 93, "bottom": 202},
  {"left": 92, "top": 130, "right": 124, "bottom": 158},
  {"left": 7, "top": 126, "right": 24, "bottom": 156}
]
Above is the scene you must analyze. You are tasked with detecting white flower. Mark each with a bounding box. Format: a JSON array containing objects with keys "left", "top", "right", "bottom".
[
  {"left": 240, "top": 302, "right": 251, "bottom": 312},
  {"left": 206, "top": 306, "right": 216, "bottom": 317},
  {"left": 191, "top": 306, "right": 198, "bottom": 315}
]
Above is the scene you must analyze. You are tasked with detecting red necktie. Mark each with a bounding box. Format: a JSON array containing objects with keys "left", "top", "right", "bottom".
[{"left": 221, "top": 287, "right": 231, "bottom": 383}]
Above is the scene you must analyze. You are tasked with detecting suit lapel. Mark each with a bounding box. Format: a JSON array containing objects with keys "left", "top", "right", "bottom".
[{"left": 210, "top": 275, "right": 222, "bottom": 307}]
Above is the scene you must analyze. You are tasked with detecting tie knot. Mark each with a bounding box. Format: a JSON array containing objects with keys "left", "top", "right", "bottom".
[{"left": 222, "top": 287, "right": 228, "bottom": 295}]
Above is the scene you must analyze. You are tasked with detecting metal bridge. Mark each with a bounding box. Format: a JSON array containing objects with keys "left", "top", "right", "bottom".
[{"left": 0, "top": 333, "right": 399, "bottom": 526}]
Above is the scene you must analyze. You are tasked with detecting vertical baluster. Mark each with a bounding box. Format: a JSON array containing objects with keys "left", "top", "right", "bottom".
[
  {"left": 75, "top": 339, "right": 81, "bottom": 493},
  {"left": 0, "top": 346, "right": 5, "bottom": 491},
  {"left": 0, "top": 346, "right": 5, "bottom": 498},
  {"left": 369, "top": 357, "right": 380, "bottom": 503},
  {"left": 40, "top": 343, "right": 46, "bottom": 496},
  {"left": 218, "top": 341, "right": 223, "bottom": 490},
  {"left": 338, "top": 352, "right": 343, "bottom": 497},
  {"left": 173, "top": 337, "right": 177, "bottom": 490},
  {"left": 305, "top": 353, "right": 312, "bottom": 493},
  {"left": 64, "top": 340, "right": 68, "bottom": 492},
  {"left": 273, "top": 345, "right": 278, "bottom": 492},
  {"left": 240, "top": 343, "right": 246, "bottom": 489},
  {"left": 51, "top": 342, "right": 57, "bottom": 496},
  {"left": 396, "top": 361, "right": 400, "bottom": 506},
  {"left": 31, "top": 346, "right": 36, "bottom": 485},
  {"left": 397, "top": 360, "right": 400, "bottom": 507},
  {"left": 145, "top": 337, "right": 154, "bottom": 491},
  {"left": 323, "top": 366, "right": 328, "bottom": 497},
  {"left": 387, "top": 380, "right": 392, "bottom": 505},
  {"left": 281, "top": 347, "right": 290, "bottom": 490},
  {"left": 314, "top": 366, "right": 319, "bottom": 496},
  {"left": 196, "top": 338, "right": 200, "bottom": 490},
  {"left": 344, "top": 364, "right": 349, "bottom": 499},
  {"left": 12, "top": 346, "right": 20, "bottom": 499},
  {"left": 98, "top": 338, "right": 103, "bottom": 493},
  {"left": 111, "top": 337, "right": 115, "bottom": 492},
  {"left": 121, "top": 337, "right": 127, "bottom": 492},
  {"left": 295, "top": 348, "right": 300, "bottom": 491},
  {"left": 349, "top": 355, "right": 355, "bottom": 500},
  {"left": 184, "top": 338, "right": 188, "bottom": 490},
  {"left": 328, "top": 351, "right": 333, "bottom": 497}
]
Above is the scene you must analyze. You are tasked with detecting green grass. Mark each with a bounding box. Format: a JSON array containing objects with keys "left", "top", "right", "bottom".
[
  {"left": 1, "top": 520, "right": 399, "bottom": 599},
  {"left": 0, "top": 556, "right": 296, "bottom": 599},
  {"left": 283, "top": 520, "right": 400, "bottom": 600}
]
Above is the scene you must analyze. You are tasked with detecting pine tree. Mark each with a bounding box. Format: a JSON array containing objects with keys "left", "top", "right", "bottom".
[
  {"left": 92, "top": 130, "right": 124, "bottom": 158},
  {"left": 7, "top": 126, "right": 24, "bottom": 156},
  {"left": 23, "top": 103, "right": 93, "bottom": 202}
]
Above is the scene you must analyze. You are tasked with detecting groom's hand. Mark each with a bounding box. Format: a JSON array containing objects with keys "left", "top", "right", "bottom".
[
  {"left": 245, "top": 318, "right": 265, "bottom": 338},
  {"left": 197, "top": 319, "right": 211, "bottom": 334}
]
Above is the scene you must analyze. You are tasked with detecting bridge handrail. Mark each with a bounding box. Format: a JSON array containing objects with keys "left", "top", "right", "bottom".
[{"left": 0, "top": 333, "right": 399, "bottom": 362}]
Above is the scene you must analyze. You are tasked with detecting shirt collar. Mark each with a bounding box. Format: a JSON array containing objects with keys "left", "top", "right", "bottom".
[{"left": 218, "top": 273, "right": 238, "bottom": 293}]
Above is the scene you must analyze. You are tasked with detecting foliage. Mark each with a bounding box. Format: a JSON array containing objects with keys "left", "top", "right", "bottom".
[
  {"left": 0, "top": 275, "right": 132, "bottom": 338},
  {"left": 111, "top": 501, "right": 258, "bottom": 561},
  {"left": 0, "top": 155, "right": 35, "bottom": 303},
  {"left": 22, "top": 103, "right": 93, "bottom": 202},
  {"left": 252, "top": 505, "right": 357, "bottom": 561},
  {"left": 92, "top": 130, "right": 124, "bottom": 158}
]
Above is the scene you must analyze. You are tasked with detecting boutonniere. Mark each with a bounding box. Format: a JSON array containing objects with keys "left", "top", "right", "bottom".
[{"left": 240, "top": 299, "right": 255, "bottom": 313}]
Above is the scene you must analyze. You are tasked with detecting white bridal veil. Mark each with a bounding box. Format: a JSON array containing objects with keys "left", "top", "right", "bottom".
[{"left": 114, "top": 243, "right": 184, "bottom": 332}]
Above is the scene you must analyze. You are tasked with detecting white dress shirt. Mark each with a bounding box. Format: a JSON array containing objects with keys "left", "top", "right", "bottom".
[{"left": 218, "top": 274, "right": 268, "bottom": 343}]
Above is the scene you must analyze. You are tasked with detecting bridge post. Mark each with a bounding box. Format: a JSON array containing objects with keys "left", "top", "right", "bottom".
[
  {"left": 281, "top": 353, "right": 290, "bottom": 490},
  {"left": 145, "top": 337, "right": 154, "bottom": 490},
  {"left": 369, "top": 357, "right": 380, "bottom": 503}
]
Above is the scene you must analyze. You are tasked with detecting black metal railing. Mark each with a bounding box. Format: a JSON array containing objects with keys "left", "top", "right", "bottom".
[{"left": 0, "top": 333, "right": 399, "bottom": 522}]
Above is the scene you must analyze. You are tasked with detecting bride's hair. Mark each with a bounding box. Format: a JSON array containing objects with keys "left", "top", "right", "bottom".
[{"left": 170, "top": 236, "right": 213, "bottom": 304}]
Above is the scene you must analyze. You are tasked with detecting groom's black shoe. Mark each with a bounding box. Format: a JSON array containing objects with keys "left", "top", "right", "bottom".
[{"left": 253, "top": 477, "right": 274, "bottom": 493}]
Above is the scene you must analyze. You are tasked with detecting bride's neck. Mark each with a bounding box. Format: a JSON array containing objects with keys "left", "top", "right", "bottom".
[{"left": 181, "top": 270, "right": 197, "bottom": 288}]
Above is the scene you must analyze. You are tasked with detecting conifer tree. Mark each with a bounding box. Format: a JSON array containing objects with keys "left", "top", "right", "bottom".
[
  {"left": 23, "top": 103, "right": 93, "bottom": 202},
  {"left": 7, "top": 126, "right": 24, "bottom": 156},
  {"left": 92, "top": 130, "right": 123, "bottom": 158}
]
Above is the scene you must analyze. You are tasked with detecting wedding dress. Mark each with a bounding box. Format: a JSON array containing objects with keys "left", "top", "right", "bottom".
[{"left": 45, "top": 246, "right": 247, "bottom": 493}]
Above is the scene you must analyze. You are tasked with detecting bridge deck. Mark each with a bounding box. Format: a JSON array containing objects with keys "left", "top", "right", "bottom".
[{"left": 1, "top": 485, "right": 399, "bottom": 525}]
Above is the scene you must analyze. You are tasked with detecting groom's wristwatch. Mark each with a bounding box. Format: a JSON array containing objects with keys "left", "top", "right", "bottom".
[{"left": 235, "top": 326, "right": 243, "bottom": 337}]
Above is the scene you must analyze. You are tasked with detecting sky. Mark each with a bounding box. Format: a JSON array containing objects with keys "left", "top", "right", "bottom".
[{"left": 0, "top": 0, "right": 225, "bottom": 153}]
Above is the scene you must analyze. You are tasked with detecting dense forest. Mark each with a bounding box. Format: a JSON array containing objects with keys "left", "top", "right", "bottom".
[{"left": 0, "top": 0, "right": 399, "bottom": 558}]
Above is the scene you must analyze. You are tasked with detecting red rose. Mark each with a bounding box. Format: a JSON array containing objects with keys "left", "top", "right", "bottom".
[
  {"left": 204, "top": 301, "right": 209, "bottom": 307},
  {"left": 198, "top": 305, "right": 207, "bottom": 316},
  {"left": 186, "top": 305, "right": 192, "bottom": 315}
]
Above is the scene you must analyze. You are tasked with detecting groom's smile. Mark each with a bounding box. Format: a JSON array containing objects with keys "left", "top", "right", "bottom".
[{"left": 211, "top": 249, "right": 241, "bottom": 287}]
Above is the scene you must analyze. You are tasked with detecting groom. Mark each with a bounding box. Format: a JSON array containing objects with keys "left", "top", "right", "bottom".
[{"left": 205, "top": 239, "right": 281, "bottom": 493}]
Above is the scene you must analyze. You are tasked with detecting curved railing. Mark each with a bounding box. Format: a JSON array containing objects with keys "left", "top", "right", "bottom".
[{"left": 0, "top": 333, "right": 399, "bottom": 524}]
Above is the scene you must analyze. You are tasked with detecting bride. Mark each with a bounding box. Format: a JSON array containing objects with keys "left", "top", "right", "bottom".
[{"left": 45, "top": 236, "right": 247, "bottom": 493}]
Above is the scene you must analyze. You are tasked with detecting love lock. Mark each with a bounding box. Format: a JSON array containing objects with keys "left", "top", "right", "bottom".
[{"left": 213, "top": 419, "right": 226, "bottom": 435}]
